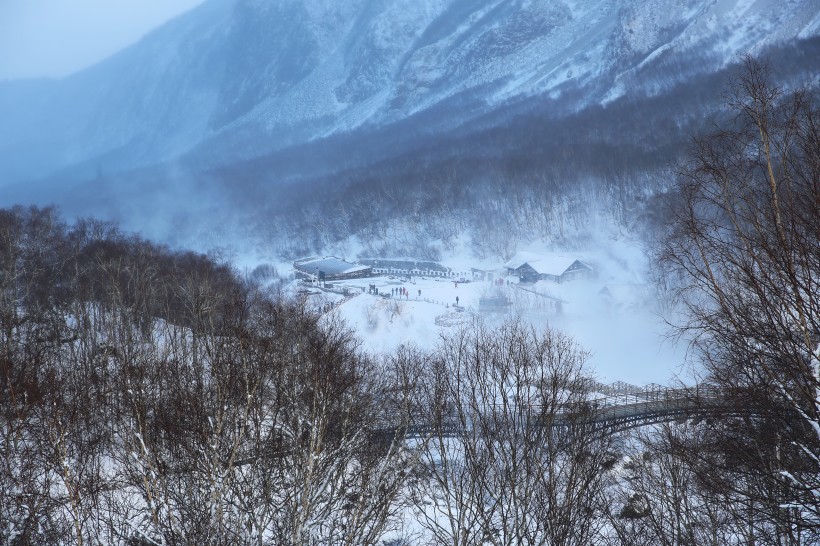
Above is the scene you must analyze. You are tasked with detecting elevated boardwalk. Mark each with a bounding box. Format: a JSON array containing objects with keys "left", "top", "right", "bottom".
[
  {"left": 237, "top": 384, "right": 750, "bottom": 466},
  {"left": 379, "top": 384, "right": 741, "bottom": 439},
  {"left": 563, "top": 384, "right": 728, "bottom": 431}
]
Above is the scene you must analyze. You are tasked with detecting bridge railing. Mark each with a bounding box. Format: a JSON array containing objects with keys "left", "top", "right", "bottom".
[
  {"left": 371, "top": 384, "right": 731, "bottom": 438},
  {"left": 581, "top": 385, "right": 722, "bottom": 408},
  {"left": 553, "top": 385, "right": 727, "bottom": 424}
]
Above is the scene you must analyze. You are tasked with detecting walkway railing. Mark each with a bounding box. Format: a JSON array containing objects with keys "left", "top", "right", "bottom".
[
  {"left": 375, "top": 383, "right": 740, "bottom": 439},
  {"left": 558, "top": 385, "right": 728, "bottom": 430}
]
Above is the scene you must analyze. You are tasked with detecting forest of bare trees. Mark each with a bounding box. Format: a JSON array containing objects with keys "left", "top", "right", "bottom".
[{"left": 0, "top": 206, "right": 617, "bottom": 545}]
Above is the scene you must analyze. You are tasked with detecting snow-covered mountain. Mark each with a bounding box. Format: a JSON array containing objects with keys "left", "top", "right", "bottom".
[{"left": 1, "top": 0, "right": 818, "bottom": 193}]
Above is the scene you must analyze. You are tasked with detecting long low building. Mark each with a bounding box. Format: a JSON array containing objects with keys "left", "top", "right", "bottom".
[
  {"left": 357, "top": 258, "right": 451, "bottom": 277},
  {"left": 293, "top": 257, "right": 372, "bottom": 281}
]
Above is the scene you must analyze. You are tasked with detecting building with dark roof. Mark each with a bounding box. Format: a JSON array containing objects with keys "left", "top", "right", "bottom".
[
  {"left": 357, "top": 259, "right": 451, "bottom": 277},
  {"left": 503, "top": 252, "right": 593, "bottom": 283},
  {"left": 293, "top": 257, "right": 372, "bottom": 282}
]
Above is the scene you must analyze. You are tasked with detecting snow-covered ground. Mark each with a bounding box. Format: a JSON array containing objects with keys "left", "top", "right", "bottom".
[{"left": 281, "top": 237, "right": 691, "bottom": 387}]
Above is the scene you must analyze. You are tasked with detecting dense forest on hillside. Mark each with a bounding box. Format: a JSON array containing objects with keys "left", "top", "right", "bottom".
[
  {"left": 40, "top": 38, "right": 820, "bottom": 258},
  {"left": 217, "top": 38, "right": 820, "bottom": 259}
]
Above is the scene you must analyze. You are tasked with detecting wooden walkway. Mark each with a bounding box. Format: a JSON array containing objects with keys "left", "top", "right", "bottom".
[
  {"left": 378, "top": 384, "right": 740, "bottom": 439},
  {"left": 562, "top": 384, "right": 728, "bottom": 431}
]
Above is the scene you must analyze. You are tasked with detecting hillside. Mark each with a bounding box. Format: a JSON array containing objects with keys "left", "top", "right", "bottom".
[{"left": 0, "top": 0, "right": 817, "bottom": 232}]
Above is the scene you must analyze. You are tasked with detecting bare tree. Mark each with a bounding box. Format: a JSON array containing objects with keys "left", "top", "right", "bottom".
[
  {"left": 108, "top": 289, "right": 420, "bottom": 546},
  {"left": 604, "top": 424, "right": 744, "bottom": 546},
  {"left": 657, "top": 56, "right": 820, "bottom": 542},
  {"left": 412, "top": 319, "right": 616, "bottom": 546}
]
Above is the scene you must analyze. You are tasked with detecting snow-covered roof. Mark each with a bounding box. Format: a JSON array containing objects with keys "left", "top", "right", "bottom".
[
  {"left": 503, "top": 251, "right": 542, "bottom": 270},
  {"left": 294, "top": 257, "right": 370, "bottom": 276},
  {"left": 503, "top": 252, "right": 586, "bottom": 276}
]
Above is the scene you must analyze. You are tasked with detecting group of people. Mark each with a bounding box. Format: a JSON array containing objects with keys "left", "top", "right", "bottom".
[
  {"left": 392, "top": 287, "right": 410, "bottom": 299},
  {"left": 388, "top": 285, "right": 460, "bottom": 306}
]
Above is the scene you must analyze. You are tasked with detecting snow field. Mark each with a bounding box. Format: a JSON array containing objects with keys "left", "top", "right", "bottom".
[{"left": 288, "top": 236, "right": 691, "bottom": 387}]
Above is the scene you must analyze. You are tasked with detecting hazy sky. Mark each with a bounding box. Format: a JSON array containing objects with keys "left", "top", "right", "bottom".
[{"left": 0, "top": 0, "right": 206, "bottom": 80}]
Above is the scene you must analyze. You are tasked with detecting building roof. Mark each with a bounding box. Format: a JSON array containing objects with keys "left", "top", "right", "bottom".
[
  {"left": 294, "top": 257, "right": 370, "bottom": 276},
  {"left": 503, "top": 251, "right": 542, "bottom": 271},
  {"left": 503, "top": 252, "right": 588, "bottom": 276}
]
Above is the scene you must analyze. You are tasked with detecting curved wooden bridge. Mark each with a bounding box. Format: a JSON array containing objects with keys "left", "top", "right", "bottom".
[
  {"left": 382, "top": 383, "right": 745, "bottom": 439},
  {"left": 558, "top": 384, "right": 730, "bottom": 431}
]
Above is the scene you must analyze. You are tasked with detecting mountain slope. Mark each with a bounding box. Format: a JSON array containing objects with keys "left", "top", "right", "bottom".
[{"left": 1, "top": 0, "right": 817, "bottom": 187}]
